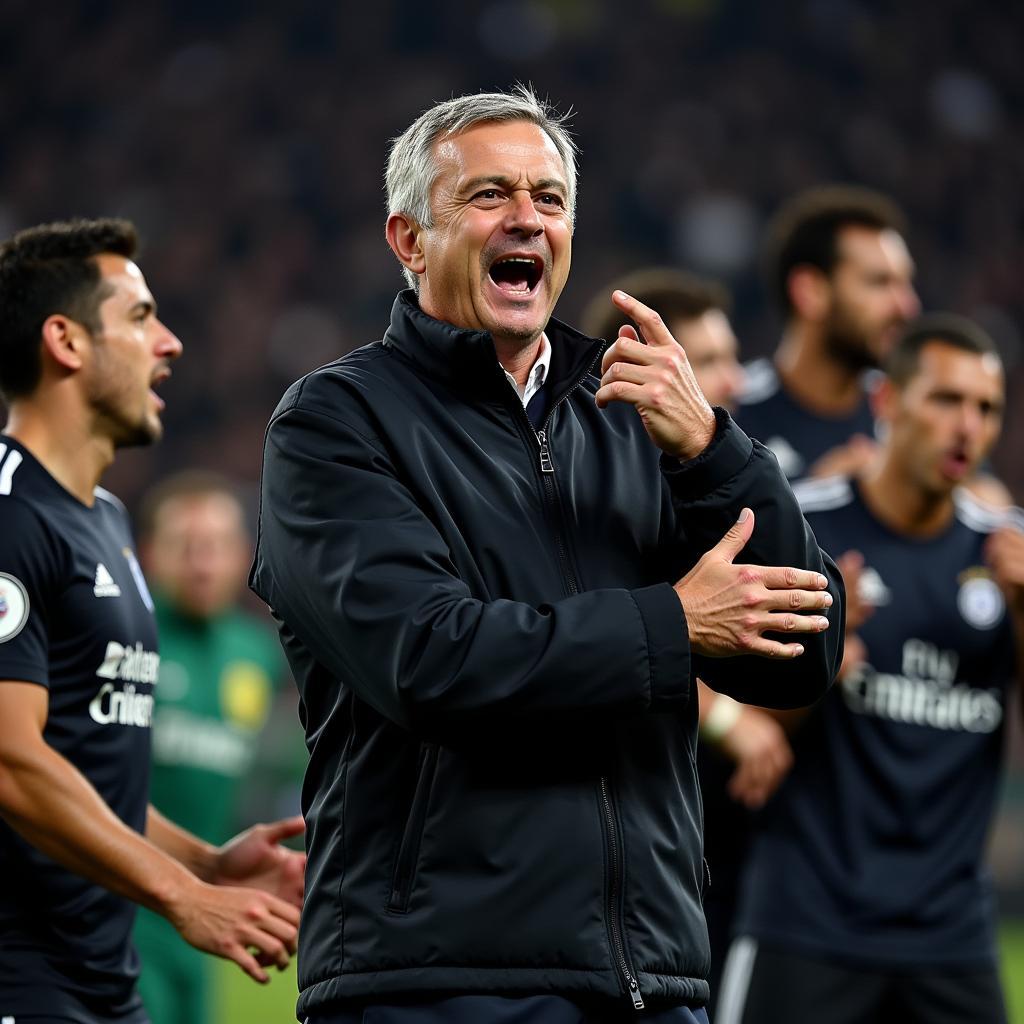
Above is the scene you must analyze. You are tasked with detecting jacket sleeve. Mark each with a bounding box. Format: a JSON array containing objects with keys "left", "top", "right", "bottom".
[
  {"left": 660, "top": 409, "right": 845, "bottom": 709},
  {"left": 250, "top": 401, "right": 692, "bottom": 739}
]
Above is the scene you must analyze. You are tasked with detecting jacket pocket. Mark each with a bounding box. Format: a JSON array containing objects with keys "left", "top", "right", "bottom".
[{"left": 387, "top": 743, "right": 438, "bottom": 913}]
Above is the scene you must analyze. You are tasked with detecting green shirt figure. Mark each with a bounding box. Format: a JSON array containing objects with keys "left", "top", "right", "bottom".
[{"left": 132, "top": 473, "right": 299, "bottom": 1024}]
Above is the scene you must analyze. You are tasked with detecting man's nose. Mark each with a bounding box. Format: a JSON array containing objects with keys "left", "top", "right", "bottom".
[
  {"left": 960, "top": 402, "right": 985, "bottom": 440},
  {"left": 896, "top": 283, "right": 921, "bottom": 321},
  {"left": 504, "top": 191, "right": 543, "bottom": 236},
  {"left": 156, "top": 319, "right": 183, "bottom": 361}
]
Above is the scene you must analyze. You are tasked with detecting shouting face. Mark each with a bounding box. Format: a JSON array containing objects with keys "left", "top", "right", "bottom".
[
  {"left": 405, "top": 120, "right": 573, "bottom": 351},
  {"left": 884, "top": 340, "right": 1004, "bottom": 497},
  {"left": 85, "top": 254, "right": 182, "bottom": 447}
]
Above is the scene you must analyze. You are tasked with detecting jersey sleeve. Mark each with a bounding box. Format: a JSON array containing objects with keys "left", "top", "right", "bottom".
[{"left": 0, "top": 497, "right": 64, "bottom": 688}]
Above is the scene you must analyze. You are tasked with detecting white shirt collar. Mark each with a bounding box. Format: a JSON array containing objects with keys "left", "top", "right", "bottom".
[{"left": 503, "top": 333, "right": 551, "bottom": 408}]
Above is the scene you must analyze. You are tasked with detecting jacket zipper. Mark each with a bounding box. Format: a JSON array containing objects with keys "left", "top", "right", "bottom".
[
  {"left": 600, "top": 777, "right": 645, "bottom": 1010},
  {"left": 515, "top": 358, "right": 644, "bottom": 1009},
  {"left": 387, "top": 743, "right": 438, "bottom": 912},
  {"left": 525, "top": 373, "right": 594, "bottom": 596}
]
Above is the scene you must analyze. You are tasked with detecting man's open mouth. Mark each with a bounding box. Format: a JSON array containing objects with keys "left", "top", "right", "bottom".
[
  {"left": 149, "top": 367, "right": 171, "bottom": 407},
  {"left": 488, "top": 254, "right": 544, "bottom": 295}
]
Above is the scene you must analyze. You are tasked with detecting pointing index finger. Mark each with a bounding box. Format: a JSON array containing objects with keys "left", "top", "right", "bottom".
[{"left": 611, "top": 290, "right": 677, "bottom": 348}]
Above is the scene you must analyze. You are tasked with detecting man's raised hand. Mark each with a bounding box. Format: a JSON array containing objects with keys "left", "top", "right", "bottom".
[
  {"left": 595, "top": 290, "right": 716, "bottom": 459},
  {"left": 676, "top": 508, "right": 832, "bottom": 659}
]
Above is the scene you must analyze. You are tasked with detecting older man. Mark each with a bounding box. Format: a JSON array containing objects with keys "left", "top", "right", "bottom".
[{"left": 251, "top": 88, "right": 844, "bottom": 1024}]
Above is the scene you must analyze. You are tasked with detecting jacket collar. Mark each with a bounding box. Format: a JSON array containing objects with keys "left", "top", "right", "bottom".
[{"left": 382, "top": 290, "right": 606, "bottom": 402}]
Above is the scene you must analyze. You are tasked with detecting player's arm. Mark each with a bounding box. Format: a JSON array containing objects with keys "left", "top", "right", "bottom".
[
  {"left": 147, "top": 805, "right": 304, "bottom": 908},
  {"left": 986, "top": 525, "right": 1024, "bottom": 707},
  {"left": 0, "top": 680, "right": 298, "bottom": 982},
  {"left": 697, "top": 679, "right": 793, "bottom": 808}
]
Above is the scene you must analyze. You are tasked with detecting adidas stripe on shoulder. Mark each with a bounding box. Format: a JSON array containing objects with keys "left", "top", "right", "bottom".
[
  {"left": 738, "top": 358, "right": 779, "bottom": 406},
  {"left": 0, "top": 443, "right": 24, "bottom": 496},
  {"left": 792, "top": 474, "right": 854, "bottom": 513},
  {"left": 94, "top": 486, "right": 129, "bottom": 516},
  {"left": 953, "top": 488, "right": 1024, "bottom": 536}
]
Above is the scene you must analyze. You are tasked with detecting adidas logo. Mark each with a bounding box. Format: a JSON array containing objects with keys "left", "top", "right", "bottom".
[{"left": 94, "top": 563, "right": 122, "bottom": 598}]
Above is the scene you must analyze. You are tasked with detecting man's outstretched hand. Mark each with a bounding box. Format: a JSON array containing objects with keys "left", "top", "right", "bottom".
[
  {"left": 213, "top": 815, "right": 305, "bottom": 909},
  {"left": 676, "top": 508, "right": 832, "bottom": 659}
]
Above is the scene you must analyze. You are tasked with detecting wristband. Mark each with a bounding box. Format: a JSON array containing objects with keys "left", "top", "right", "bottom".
[{"left": 700, "top": 693, "right": 742, "bottom": 744}]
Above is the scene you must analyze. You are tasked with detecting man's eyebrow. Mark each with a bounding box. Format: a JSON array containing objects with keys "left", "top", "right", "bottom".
[
  {"left": 460, "top": 174, "right": 568, "bottom": 196},
  {"left": 128, "top": 298, "right": 156, "bottom": 317}
]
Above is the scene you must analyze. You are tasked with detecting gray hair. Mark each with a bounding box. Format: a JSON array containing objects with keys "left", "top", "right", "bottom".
[{"left": 385, "top": 85, "right": 578, "bottom": 289}]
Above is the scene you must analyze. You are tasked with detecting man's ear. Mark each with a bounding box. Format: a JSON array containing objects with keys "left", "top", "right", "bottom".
[
  {"left": 386, "top": 213, "right": 426, "bottom": 278},
  {"left": 39, "top": 314, "right": 88, "bottom": 374},
  {"left": 871, "top": 375, "right": 897, "bottom": 424},
  {"left": 788, "top": 265, "right": 831, "bottom": 323}
]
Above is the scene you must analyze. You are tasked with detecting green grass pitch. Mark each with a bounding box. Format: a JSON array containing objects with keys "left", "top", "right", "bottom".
[{"left": 212, "top": 921, "right": 1024, "bottom": 1022}]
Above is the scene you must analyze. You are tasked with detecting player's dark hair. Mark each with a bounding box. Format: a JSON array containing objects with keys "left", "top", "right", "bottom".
[
  {"left": 137, "top": 469, "right": 246, "bottom": 541},
  {"left": 581, "top": 267, "right": 731, "bottom": 342},
  {"left": 886, "top": 313, "right": 1001, "bottom": 387},
  {"left": 0, "top": 217, "right": 138, "bottom": 401},
  {"left": 764, "top": 185, "right": 908, "bottom": 316}
]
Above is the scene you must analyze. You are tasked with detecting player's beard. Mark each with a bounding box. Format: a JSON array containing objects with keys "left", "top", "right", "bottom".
[
  {"left": 86, "top": 344, "right": 161, "bottom": 448},
  {"left": 822, "top": 304, "right": 882, "bottom": 374}
]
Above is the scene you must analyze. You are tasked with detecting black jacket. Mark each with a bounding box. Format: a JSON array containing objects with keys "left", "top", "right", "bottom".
[{"left": 250, "top": 292, "right": 843, "bottom": 1016}]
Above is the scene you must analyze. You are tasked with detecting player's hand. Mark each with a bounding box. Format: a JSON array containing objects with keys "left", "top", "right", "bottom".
[
  {"left": 837, "top": 632, "right": 868, "bottom": 681},
  {"left": 836, "top": 550, "right": 875, "bottom": 632},
  {"left": 807, "top": 435, "right": 879, "bottom": 480},
  {"left": 168, "top": 878, "right": 300, "bottom": 982},
  {"left": 674, "top": 508, "right": 832, "bottom": 659},
  {"left": 213, "top": 816, "right": 305, "bottom": 910},
  {"left": 722, "top": 707, "right": 794, "bottom": 809},
  {"left": 595, "top": 290, "right": 716, "bottom": 459},
  {"left": 986, "top": 527, "right": 1024, "bottom": 614}
]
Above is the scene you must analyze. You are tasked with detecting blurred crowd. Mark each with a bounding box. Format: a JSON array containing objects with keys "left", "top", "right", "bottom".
[{"left": 0, "top": 0, "right": 1021, "bottom": 511}]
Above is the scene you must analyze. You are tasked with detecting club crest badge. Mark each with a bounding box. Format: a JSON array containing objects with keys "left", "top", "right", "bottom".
[
  {"left": 957, "top": 569, "right": 1004, "bottom": 630},
  {"left": 0, "top": 572, "right": 29, "bottom": 643}
]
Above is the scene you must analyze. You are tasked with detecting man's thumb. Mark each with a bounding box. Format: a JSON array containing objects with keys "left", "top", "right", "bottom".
[{"left": 714, "top": 508, "right": 754, "bottom": 562}]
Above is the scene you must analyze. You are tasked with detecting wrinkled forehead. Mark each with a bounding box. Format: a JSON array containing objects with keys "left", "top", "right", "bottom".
[{"left": 431, "top": 120, "right": 569, "bottom": 192}]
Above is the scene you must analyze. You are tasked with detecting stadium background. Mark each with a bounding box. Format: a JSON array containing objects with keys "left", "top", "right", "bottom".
[{"left": 1, "top": 0, "right": 1022, "bottom": 1019}]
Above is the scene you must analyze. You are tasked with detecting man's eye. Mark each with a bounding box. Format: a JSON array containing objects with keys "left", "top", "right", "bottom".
[
  {"left": 474, "top": 190, "right": 503, "bottom": 201},
  {"left": 537, "top": 193, "right": 564, "bottom": 207}
]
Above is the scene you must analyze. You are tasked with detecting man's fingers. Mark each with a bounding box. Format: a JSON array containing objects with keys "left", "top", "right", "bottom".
[
  {"left": 759, "top": 566, "right": 831, "bottom": 593},
  {"left": 748, "top": 639, "right": 806, "bottom": 659},
  {"left": 709, "top": 508, "right": 755, "bottom": 564},
  {"left": 262, "top": 815, "right": 305, "bottom": 843},
  {"left": 229, "top": 944, "right": 270, "bottom": 984},
  {"left": 269, "top": 895, "right": 301, "bottom": 927},
  {"left": 600, "top": 361, "right": 653, "bottom": 389},
  {"left": 611, "top": 290, "right": 677, "bottom": 347},
  {"left": 595, "top": 379, "right": 645, "bottom": 410},
  {"left": 765, "top": 613, "right": 831, "bottom": 634},
  {"left": 600, "top": 334, "right": 659, "bottom": 375},
  {"left": 760, "top": 587, "right": 834, "bottom": 611},
  {"left": 836, "top": 549, "right": 864, "bottom": 573},
  {"left": 244, "top": 928, "right": 290, "bottom": 970},
  {"left": 259, "top": 905, "right": 300, "bottom": 955}
]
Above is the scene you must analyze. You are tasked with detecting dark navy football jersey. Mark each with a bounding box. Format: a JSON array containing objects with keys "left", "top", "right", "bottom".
[
  {"left": 736, "top": 476, "right": 1021, "bottom": 967},
  {"left": 0, "top": 437, "right": 158, "bottom": 1019},
  {"left": 735, "top": 359, "right": 877, "bottom": 480}
]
